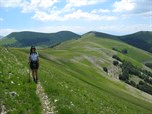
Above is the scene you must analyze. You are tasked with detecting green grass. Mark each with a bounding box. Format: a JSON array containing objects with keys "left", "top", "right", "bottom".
[
  {"left": 37, "top": 35, "right": 152, "bottom": 113},
  {"left": 1, "top": 34, "right": 152, "bottom": 114},
  {"left": 0, "top": 38, "right": 17, "bottom": 46},
  {"left": 38, "top": 49, "right": 152, "bottom": 114},
  {"left": 80, "top": 34, "right": 152, "bottom": 62},
  {"left": 0, "top": 47, "right": 42, "bottom": 114}
]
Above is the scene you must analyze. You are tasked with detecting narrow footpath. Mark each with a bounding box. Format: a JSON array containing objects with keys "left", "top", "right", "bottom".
[
  {"left": 36, "top": 82, "right": 55, "bottom": 114},
  {"left": 0, "top": 104, "right": 6, "bottom": 114}
]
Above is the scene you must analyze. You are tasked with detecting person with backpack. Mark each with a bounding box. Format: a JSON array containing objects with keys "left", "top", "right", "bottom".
[{"left": 29, "top": 46, "right": 39, "bottom": 83}]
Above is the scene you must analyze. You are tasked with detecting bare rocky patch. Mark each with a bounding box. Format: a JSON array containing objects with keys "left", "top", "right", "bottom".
[{"left": 36, "top": 82, "right": 55, "bottom": 114}]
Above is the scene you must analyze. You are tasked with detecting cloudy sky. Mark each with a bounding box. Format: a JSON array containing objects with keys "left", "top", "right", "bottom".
[{"left": 0, "top": 0, "right": 152, "bottom": 36}]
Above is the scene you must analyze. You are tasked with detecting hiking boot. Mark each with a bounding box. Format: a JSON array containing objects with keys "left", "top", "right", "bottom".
[{"left": 35, "top": 79, "right": 38, "bottom": 84}]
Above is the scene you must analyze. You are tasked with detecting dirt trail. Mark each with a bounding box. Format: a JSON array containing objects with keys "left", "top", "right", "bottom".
[
  {"left": 0, "top": 104, "right": 6, "bottom": 114},
  {"left": 36, "top": 82, "right": 55, "bottom": 114}
]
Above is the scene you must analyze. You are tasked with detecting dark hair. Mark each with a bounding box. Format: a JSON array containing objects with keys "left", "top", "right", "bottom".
[{"left": 30, "top": 46, "right": 36, "bottom": 55}]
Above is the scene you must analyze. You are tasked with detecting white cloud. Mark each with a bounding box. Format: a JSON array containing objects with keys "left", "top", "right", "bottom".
[
  {"left": 91, "top": 9, "right": 110, "bottom": 14},
  {"left": 0, "top": 28, "right": 15, "bottom": 36},
  {"left": 98, "top": 24, "right": 152, "bottom": 35},
  {"left": 32, "top": 10, "right": 117, "bottom": 21},
  {"left": 64, "top": 10, "right": 116, "bottom": 21},
  {"left": 38, "top": 0, "right": 58, "bottom": 8},
  {"left": 0, "top": 0, "right": 21, "bottom": 7},
  {"left": 66, "top": 0, "right": 106, "bottom": 7},
  {"left": 0, "top": 0, "right": 111, "bottom": 22},
  {"left": 64, "top": 10, "right": 96, "bottom": 20},
  {"left": 32, "top": 11, "right": 63, "bottom": 21},
  {"left": 30, "top": 0, "right": 114, "bottom": 22},
  {"left": 1, "top": 22, "right": 152, "bottom": 36},
  {"left": 63, "top": 0, "right": 106, "bottom": 12},
  {"left": 113, "top": 0, "right": 135, "bottom": 12},
  {"left": 141, "top": 11, "right": 152, "bottom": 17},
  {"left": 113, "top": 0, "right": 152, "bottom": 15},
  {"left": 21, "top": 0, "right": 59, "bottom": 13},
  {"left": 99, "top": 9, "right": 110, "bottom": 13},
  {"left": 0, "top": 0, "right": 58, "bottom": 12}
]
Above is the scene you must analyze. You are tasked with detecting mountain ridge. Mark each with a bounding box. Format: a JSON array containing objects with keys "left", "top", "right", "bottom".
[
  {"left": 119, "top": 31, "right": 152, "bottom": 52},
  {"left": 1, "top": 30, "right": 152, "bottom": 53},
  {"left": 84, "top": 31, "right": 119, "bottom": 40},
  {"left": 85, "top": 31, "right": 152, "bottom": 53},
  {"left": 2, "top": 31, "right": 81, "bottom": 47}
]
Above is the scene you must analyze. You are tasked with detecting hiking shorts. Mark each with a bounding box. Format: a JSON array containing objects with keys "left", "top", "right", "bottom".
[{"left": 30, "top": 61, "right": 39, "bottom": 70}]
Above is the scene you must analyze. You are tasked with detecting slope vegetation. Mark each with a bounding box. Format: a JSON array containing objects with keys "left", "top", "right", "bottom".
[
  {"left": 1, "top": 31, "right": 80, "bottom": 47},
  {"left": 0, "top": 47, "right": 41, "bottom": 113},
  {"left": 1, "top": 34, "right": 152, "bottom": 114},
  {"left": 38, "top": 34, "right": 152, "bottom": 113},
  {"left": 120, "top": 31, "right": 152, "bottom": 53},
  {"left": 88, "top": 31, "right": 152, "bottom": 53}
]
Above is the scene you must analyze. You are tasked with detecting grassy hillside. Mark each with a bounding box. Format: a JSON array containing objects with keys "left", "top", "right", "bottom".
[
  {"left": 1, "top": 31, "right": 80, "bottom": 47},
  {"left": 0, "top": 38, "right": 17, "bottom": 46},
  {"left": 0, "top": 47, "right": 41, "bottom": 113},
  {"left": 1, "top": 34, "right": 152, "bottom": 113},
  {"left": 38, "top": 34, "right": 152, "bottom": 113},
  {"left": 84, "top": 31, "right": 118, "bottom": 40},
  {"left": 84, "top": 31, "right": 152, "bottom": 53},
  {"left": 119, "top": 31, "right": 152, "bottom": 53}
]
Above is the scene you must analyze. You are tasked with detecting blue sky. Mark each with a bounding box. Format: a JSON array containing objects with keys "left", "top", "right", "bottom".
[{"left": 0, "top": 0, "right": 152, "bottom": 36}]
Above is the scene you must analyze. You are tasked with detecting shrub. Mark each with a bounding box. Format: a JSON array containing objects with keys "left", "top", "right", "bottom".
[
  {"left": 130, "top": 81, "right": 136, "bottom": 87},
  {"left": 103, "top": 67, "right": 108, "bottom": 73},
  {"left": 112, "top": 55, "right": 122, "bottom": 62},
  {"left": 145, "top": 63, "right": 152, "bottom": 69},
  {"left": 121, "top": 49, "right": 128, "bottom": 54},
  {"left": 113, "top": 61, "right": 119, "bottom": 66},
  {"left": 119, "top": 73, "right": 129, "bottom": 81},
  {"left": 139, "top": 81, "right": 145, "bottom": 85}
]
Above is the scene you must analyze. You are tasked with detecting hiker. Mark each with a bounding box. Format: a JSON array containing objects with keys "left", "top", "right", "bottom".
[{"left": 29, "top": 46, "right": 39, "bottom": 83}]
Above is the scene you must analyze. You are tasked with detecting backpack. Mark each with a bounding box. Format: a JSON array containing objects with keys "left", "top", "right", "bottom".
[{"left": 29, "top": 52, "right": 38, "bottom": 62}]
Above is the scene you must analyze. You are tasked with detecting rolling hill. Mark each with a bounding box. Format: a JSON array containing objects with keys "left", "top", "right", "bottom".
[
  {"left": 119, "top": 31, "right": 152, "bottom": 53},
  {"left": 0, "top": 31, "right": 80, "bottom": 47},
  {"left": 1, "top": 33, "right": 152, "bottom": 113},
  {"left": 83, "top": 31, "right": 118, "bottom": 40},
  {"left": 90, "top": 31, "right": 152, "bottom": 53},
  {"left": 1, "top": 31, "right": 152, "bottom": 53}
]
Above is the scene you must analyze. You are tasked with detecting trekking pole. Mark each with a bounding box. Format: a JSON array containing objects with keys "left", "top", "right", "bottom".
[{"left": 28, "top": 63, "right": 31, "bottom": 82}]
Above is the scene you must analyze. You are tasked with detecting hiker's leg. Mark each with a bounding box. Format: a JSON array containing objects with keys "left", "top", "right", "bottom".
[
  {"left": 32, "top": 70, "right": 35, "bottom": 81},
  {"left": 35, "top": 69, "right": 38, "bottom": 81}
]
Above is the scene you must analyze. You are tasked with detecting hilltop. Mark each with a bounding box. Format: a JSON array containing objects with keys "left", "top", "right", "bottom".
[
  {"left": 1, "top": 31, "right": 80, "bottom": 47},
  {"left": 1, "top": 31, "right": 152, "bottom": 53},
  {"left": 84, "top": 31, "right": 118, "bottom": 40},
  {"left": 85, "top": 31, "right": 152, "bottom": 53},
  {"left": 119, "top": 31, "right": 152, "bottom": 53}
]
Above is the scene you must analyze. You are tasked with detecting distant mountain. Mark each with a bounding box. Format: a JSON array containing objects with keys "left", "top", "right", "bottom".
[
  {"left": 0, "top": 35, "right": 4, "bottom": 39},
  {"left": 84, "top": 31, "right": 118, "bottom": 40},
  {"left": 85, "top": 31, "right": 152, "bottom": 53},
  {"left": 119, "top": 31, "right": 152, "bottom": 53},
  {"left": 1, "top": 30, "right": 152, "bottom": 52},
  {"left": 3, "top": 31, "right": 80, "bottom": 47}
]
